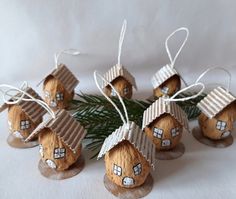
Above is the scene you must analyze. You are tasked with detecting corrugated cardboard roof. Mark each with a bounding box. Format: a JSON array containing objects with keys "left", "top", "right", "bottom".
[
  {"left": 0, "top": 87, "right": 47, "bottom": 123},
  {"left": 43, "top": 64, "right": 79, "bottom": 93},
  {"left": 197, "top": 86, "right": 236, "bottom": 119},
  {"left": 25, "top": 109, "right": 86, "bottom": 153},
  {"left": 151, "top": 65, "right": 178, "bottom": 89},
  {"left": 97, "top": 121, "right": 156, "bottom": 169},
  {"left": 102, "top": 64, "right": 137, "bottom": 90},
  {"left": 142, "top": 97, "right": 189, "bottom": 131}
]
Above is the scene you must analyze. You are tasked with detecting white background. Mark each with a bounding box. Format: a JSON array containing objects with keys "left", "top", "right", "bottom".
[{"left": 0, "top": 1, "right": 236, "bottom": 199}]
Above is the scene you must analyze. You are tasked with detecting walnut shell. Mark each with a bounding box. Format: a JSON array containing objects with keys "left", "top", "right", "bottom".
[
  {"left": 144, "top": 113, "right": 183, "bottom": 151},
  {"left": 43, "top": 76, "right": 74, "bottom": 111},
  {"left": 153, "top": 75, "right": 181, "bottom": 98},
  {"left": 105, "top": 140, "right": 151, "bottom": 188},
  {"left": 39, "top": 128, "right": 81, "bottom": 171},
  {"left": 104, "top": 76, "right": 133, "bottom": 99}
]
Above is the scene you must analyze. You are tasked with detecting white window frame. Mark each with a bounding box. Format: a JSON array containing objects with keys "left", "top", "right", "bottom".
[
  {"left": 162, "top": 139, "right": 171, "bottom": 147},
  {"left": 216, "top": 120, "right": 227, "bottom": 131},
  {"left": 54, "top": 148, "right": 66, "bottom": 159},
  {"left": 171, "top": 127, "right": 180, "bottom": 137},
  {"left": 44, "top": 90, "right": 50, "bottom": 98},
  {"left": 46, "top": 159, "right": 57, "bottom": 169},
  {"left": 113, "top": 164, "right": 122, "bottom": 176},
  {"left": 133, "top": 163, "right": 142, "bottom": 176},
  {"left": 39, "top": 144, "right": 44, "bottom": 157},
  {"left": 123, "top": 177, "right": 135, "bottom": 186},
  {"left": 20, "top": 120, "right": 30, "bottom": 130},
  {"left": 161, "top": 86, "right": 169, "bottom": 94},
  {"left": 111, "top": 89, "right": 117, "bottom": 96},
  {"left": 123, "top": 87, "right": 129, "bottom": 95},
  {"left": 56, "top": 92, "right": 64, "bottom": 101},
  {"left": 153, "top": 127, "right": 163, "bottom": 139}
]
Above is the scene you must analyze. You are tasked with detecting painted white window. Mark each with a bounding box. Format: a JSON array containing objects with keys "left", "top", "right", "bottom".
[
  {"left": 44, "top": 91, "right": 50, "bottom": 98},
  {"left": 46, "top": 159, "right": 57, "bottom": 169},
  {"left": 39, "top": 144, "right": 44, "bottom": 157},
  {"left": 222, "top": 131, "right": 231, "bottom": 138},
  {"left": 133, "top": 163, "right": 142, "bottom": 175},
  {"left": 56, "top": 92, "right": 64, "bottom": 101},
  {"left": 20, "top": 120, "right": 30, "bottom": 130},
  {"left": 123, "top": 177, "right": 134, "bottom": 186},
  {"left": 162, "top": 139, "right": 171, "bottom": 147},
  {"left": 113, "top": 164, "right": 122, "bottom": 176},
  {"left": 54, "top": 148, "right": 66, "bottom": 159},
  {"left": 216, "top": 120, "right": 227, "bottom": 131},
  {"left": 8, "top": 120, "right": 12, "bottom": 130},
  {"left": 161, "top": 86, "right": 169, "bottom": 94},
  {"left": 123, "top": 87, "right": 129, "bottom": 95},
  {"left": 111, "top": 89, "right": 117, "bottom": 96},
  {"left": 13, "top": 131, "right": 24, "bottom": 139},
  {"left": 171, "top": 127, "right": 180, "bottom": 137},
  {"left": 153, "top": 127, "right": 163, "bottom": 139},
  {"left": 50, "top": 100, "right": 57, "bottom": 108}
]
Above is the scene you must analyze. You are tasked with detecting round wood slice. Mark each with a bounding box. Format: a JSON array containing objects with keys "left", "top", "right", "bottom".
[
  {"left": 38, "top": 155, "right": 85, "bottom": 180},
  {"left": 103, "top": 174, "right": 153, "bottom": 199},
  {"left": 192, "top": 126, "right": 233, "bottom": 148},
  {"left": 7, "top": 134, "right": 38, "bottom": 149},
  {"left": 156, "top": 142, "right": 185, "bottom": 160}
]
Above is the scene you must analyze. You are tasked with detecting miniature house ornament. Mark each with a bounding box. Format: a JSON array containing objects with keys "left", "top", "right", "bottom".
[
  {"left": 0, "top": 83, "right": 47, "bottom": 148},
  {"left": 26, "top": 109, "right": 87, "bottom": 180},
  {"left": 103, "top": 20, "right": 137, "bottom": 99},
  {"left": 143, "top": 83, "right": 205, "bottom": 160},
  {"left": 39, "top": 49, "right": 80, "bottom": 111},
  {"left": 192, "top": 67, "right": 236, "bottom": 147},
  {"left": 151, "top": 27, "right": 189, "bottom": 98},
  {"left": 94, "top": 71, "right": 155, "bottom": 199}
]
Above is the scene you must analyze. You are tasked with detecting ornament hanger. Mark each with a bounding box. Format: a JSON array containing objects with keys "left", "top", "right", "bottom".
[
  {"left": 0, "top": 82, "right": 56, "bottom": 119},
  {"left": 94, "top": 71, "right": 130, "bottom": 130},
  {"left": 195, "top": 67, "right": 231, "bottom": 92},
  {"left": 117, "top": 19, "right": 127, "bottom": 66},
  {"left": 54, "top": 49, "right": 80, "bottom": 68},
  {"left": 164, "top": 82, "right": 205, "bottom": 102}
]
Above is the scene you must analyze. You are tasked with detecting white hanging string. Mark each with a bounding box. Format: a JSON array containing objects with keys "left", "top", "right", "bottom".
[
  {"left": 195, "top": 67, "right": 231, "bottom": 92},
  {"left": 54, "top": 49, "right": 80, "bottom": 68},
  {"left": 165, "top": 27, "right": 189, "bottom": 68},
  {"left": 117, "top": 19, "right": 127, "bottom": 66},
  {"left": 164, "top": 82, "right": 205, "bottom": 102},
  {"left": 93, "top": 71, "right": 130, "bottom": 130},
  {"left": 0, "top": 82, "right": 56, "bottom": 119}
]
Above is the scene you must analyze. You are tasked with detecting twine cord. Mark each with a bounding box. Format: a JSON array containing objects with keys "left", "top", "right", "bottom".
[
  {"left": 54, "top": 49, "right": 80, "bottom": 68},
  {"left": 117, "top": 19, "right": 127, "bottom": 66}
]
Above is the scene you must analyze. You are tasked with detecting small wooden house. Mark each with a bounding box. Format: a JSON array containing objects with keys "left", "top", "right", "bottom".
[
  {"left": 0, "top": 87, "right": 47, "bottom": 140},
  {"left": 151, "top": 65, "right": 181, "bottom": 98},
  {"left": 142, "top": 97, "right": 189, "bottom": 151},
  {"left": 42, "top": 64, "right": 79, "bottom": 111},
  {"left": 102, "top": 64, "right": 137, "bottom": 99},
  {"left": 26, "top": 109, "right": 86, "bottom": 171},
  {"left": 98, "top": 122, "right": 155, "bottom": 188},
  {"left": 197, "top": 87, "right": 236, "bottom": 140}
]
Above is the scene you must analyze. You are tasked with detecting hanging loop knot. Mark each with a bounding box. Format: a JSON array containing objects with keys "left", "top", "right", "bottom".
[{"left": 54, "top": 49, "right": 80, "bottom": 68}]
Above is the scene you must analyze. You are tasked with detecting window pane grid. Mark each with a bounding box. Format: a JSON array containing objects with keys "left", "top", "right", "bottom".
[
  {"left": 133, "top": 163, "right": 142, "bottom": 175},
  {"left": 153, "top": 127, "right": 163, "bottom": 139},
  {"left": 56, "top": 93, "right": 64, "bottom": 101},
  {"left": 54, "top": 148, "right": 66, "bottom": 159},
  {"left": 216, "top": 120, "right": 227, "bottom": 131},
  {"left": 113, "top": 164, "right": 122, "bottom": 176},
  {"left": 20, "top": 120, "right": 31, "bottom": 130}
]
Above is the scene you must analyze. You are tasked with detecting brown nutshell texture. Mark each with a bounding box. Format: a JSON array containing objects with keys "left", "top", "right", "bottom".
[
  {"left": 43, "top": 76, "right": 74, "bottom": 111},
  {"left": 198, "top": 105, "right": 234, "bottom": 140},
  {"left": 144, "top": 113, "right": 183, "bottom": 151},
  {"left": 105, "top": 140, "right": 151, "bottom": 188},
  {"left": 153, "top": 75, "right": 181, "bottom": 98},
  {"left": 8, "top": 105, "right": 42, "bottom": 139},
  {"left": 104, "top": 76, "right": 133, "bottom": 99},
  {"left": 39, "top": 128, "right": 81, "bottom": 171}
]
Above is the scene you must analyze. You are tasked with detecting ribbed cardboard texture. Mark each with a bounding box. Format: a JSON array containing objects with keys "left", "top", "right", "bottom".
[
  {"left": 97, "top": 121, "right": 155, "bottom": 169},
  {"left": 151, "top": 65, "right": 178, "bottom": 89},
  {"left": 142, "top": 97, "right": 189, "bottom": 132},
  {"left": 26, "top": 109, "right": 86, "bottom": 153},
  {"left": 102, "top": 64, "right": 137, "bottom": 90},
  {"left": 0, "top": 87, "right": 47, "bottom": 123},
  {"left": 197, "top": 87, "right": 236, "bottom": 119}
]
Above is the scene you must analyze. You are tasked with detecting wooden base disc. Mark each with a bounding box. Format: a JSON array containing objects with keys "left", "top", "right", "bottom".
[
  {"left": 7, "top": 134, "right": 38, "bottom": 149},
  {"left": 156, "top": 142, "right": 185, "bottom": 160},
  {"left": 38, "top": 155, "right": 85, "bottom": 180},
  {"left": 192, "top": 127, "right": 233, "bottom": 148},
  {"left": 103, "top": 174, "right": 153, "bottom": 199}
]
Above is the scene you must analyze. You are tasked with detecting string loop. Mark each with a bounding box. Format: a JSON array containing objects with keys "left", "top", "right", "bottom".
[
  {"left": 0, "top": 82, "right": 56, "bottom": 119},
  {"left": 93, "top": 71, "right": 130, "bottom": 130},
  {"left": 165, "top": 27, "right": 189, "bottom": 68},
  {"left": 195, "top": 67, "right": 231, "bottom": 92},
  {"left": 117, "top": 19, "right": 127, "bottom": 66},
  {"left": 54, "top": 49, "right": 80, "bottom": 68}
]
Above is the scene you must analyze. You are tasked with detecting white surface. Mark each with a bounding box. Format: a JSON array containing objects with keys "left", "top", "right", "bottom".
[{"left": 1, "top": 1, "right": 236, "bottom": 199}]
